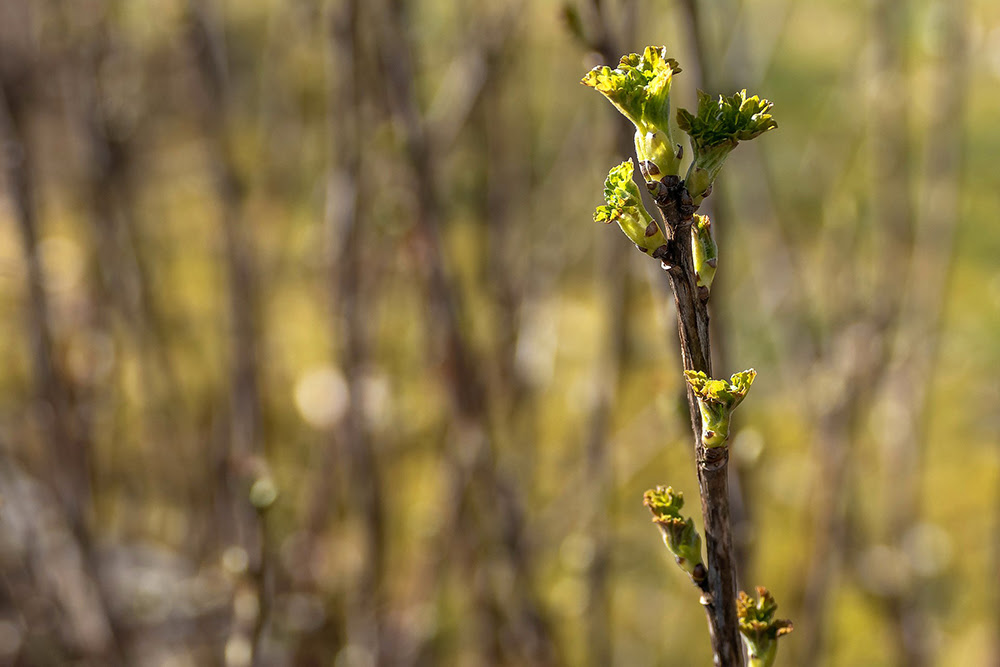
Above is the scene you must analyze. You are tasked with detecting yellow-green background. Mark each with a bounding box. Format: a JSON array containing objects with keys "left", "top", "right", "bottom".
[{"left": 0, "top": 0, "right": 996, "bottom": 665}]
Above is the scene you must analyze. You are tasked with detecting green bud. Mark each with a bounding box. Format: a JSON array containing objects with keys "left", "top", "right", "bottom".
[
  {"left": 643, "top": 486, "right": 706, "bottom": 586},
  {"left": 691, "top": 214, "right": 718, "bottom": 289},
  {"left": 595, "top": 160, "right": 668, "bottom": 256},
  {"left": 582, "top": 47, "right": 683, "bottom": 179},
  {"left": 737, "top": 587, "right": 793, "bottom": 667},
  {"left": 677, "top": 90, "right": 777, "bottom": 204},
  {"left": 634, "top": 129, "right": 678, "bottom": 182},
  {"left": 683, "top": 369, "right": 756, "bottom": 447}
]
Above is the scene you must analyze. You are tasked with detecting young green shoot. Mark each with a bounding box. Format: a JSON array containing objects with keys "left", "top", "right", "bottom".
[
  {"left": 737, "top": 587, "right": 794, "bottom": 667},
  {"left": 676, "top": 90, "right": 777, "bottom": 205},
  {"left": 684, "top": 369, "right": 757, "bottom": 447},
  {"left": 594, "top": 159, "right": 668, "bottom": 257},
  {"left": 582, "top": 47, "right": 684, "bottom": 181},
  {"left": 643, "top": 486, "right": 707, "bottom": 591}
]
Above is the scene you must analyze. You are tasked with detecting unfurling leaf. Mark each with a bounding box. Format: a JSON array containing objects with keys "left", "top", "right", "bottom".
[
  {"left": 595, "top": 160, "right": 667, "bottom": 256},
  {"left": 684, "top": 369, "right": 756, "bottom": 447},
  {"left": 677, "top": 90, "right": 777, "bottom": 204},
  {"left": 737, "top": 587, "right": 793, "bottom": 667},
  {"left": 643, "top": 486, "right": 706, "bottom": 587},
  {"left": 582, "top": 47, "right": 684, "bottom": 180}
]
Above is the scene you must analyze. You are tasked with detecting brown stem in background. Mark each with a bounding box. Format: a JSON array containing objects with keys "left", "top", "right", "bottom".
[
  {"left": 796, "top": 1, "right": 937, "bottom": 663},
  {"left": 376, "top": 1, "right": 560, "bottom": 664},
  {"left": 304, "top": 0, "right": 388, "bottom": 662},
  {"left": 580, "top": 156, "right": 628, "bottom": 667},
  {"left": 567, "top": 0, "right": 638, "bottom": 662},
  {"left": 185, "top": 2, "right": 271, "bottom": 663},
  {"left": 879, "top": 1, "right": 965, "bottom": 665},
  {"left": 64, "top": 4, "right": 189, "bottom": 538},
  {"left": 0, "top": 50, "right": 125, "bottom": 667},
  {"left": 796, "top": 340, "right": 882, "bottom": 666},
  {"left": 0, "top": 74, "right": 90, "bottom": 553}
]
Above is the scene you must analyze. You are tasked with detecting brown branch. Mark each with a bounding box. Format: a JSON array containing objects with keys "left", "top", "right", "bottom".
[
  {"left": 650, "top": 177, "right": 742, "bottom": 666},
  {"left": 572, "top": 18, "right": 743, "bottom": 661},
  {"left": 673, "top": 0, "right": 758, "bottom": 581}
]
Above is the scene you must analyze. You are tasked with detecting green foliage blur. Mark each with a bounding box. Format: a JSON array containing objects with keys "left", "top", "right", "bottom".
[{"left": 0, "top": 0, "right": 998, "bottom": 665}]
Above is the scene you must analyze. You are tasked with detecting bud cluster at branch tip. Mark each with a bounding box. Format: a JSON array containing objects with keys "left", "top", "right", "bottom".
[
  {"left": 677, "top": 90, "right": 777, "bottom": 205},
  {"left": 583, "top": 47, "right": 776, "bottom": 210},
  {"left": 582, "top": 46, "right": 683, "bottom": 181}
]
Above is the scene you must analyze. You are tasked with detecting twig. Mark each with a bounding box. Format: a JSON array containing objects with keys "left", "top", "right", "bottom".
[
  {"left": 583, "top": 45, "right": 779, "bottom": 666},
  {"left": 650, "top": 177, "right": 743, "bottom": 666},
  {"left": 673, "top": 0, "right": 756, "bottom": 581}
]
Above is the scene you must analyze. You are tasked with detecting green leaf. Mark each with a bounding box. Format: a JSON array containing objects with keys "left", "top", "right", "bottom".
[
  {"left": 582, "top": 47, "right": 684, "bottom": 178},
  {"left": 677, "top": 90, "right": 777, "bottom": 203},
  {"left": 684, "top": 369, "right": 756, "bottom": 447},
  {"left": 677, "top": 89, "right": 777, "bottom": 148},
  {"left": 737, "top": 587, "right": 793, "bottom": 667},
  {"left": 643, "top": 484, "right": 686, "bottom": 519},
  {"left": 594, "top": 160, "right": 667, "bottom": 256}
]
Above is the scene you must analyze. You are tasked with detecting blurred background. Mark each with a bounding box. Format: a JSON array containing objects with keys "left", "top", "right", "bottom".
[{"left": 0, "top": 0, "right": 997, "bottom": 665}]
